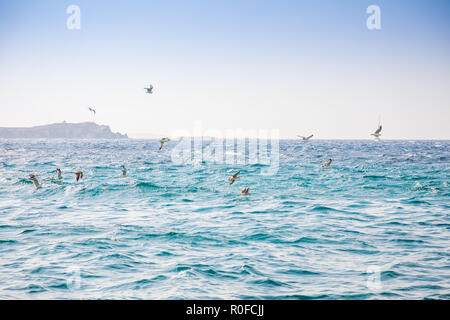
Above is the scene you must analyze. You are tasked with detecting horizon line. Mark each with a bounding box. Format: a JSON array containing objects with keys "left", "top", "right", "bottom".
[{"left": 1, "top": 137, "right": 448, "bottom": 141}]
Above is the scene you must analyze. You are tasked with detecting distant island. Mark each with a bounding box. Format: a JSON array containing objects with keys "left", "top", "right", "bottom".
[{"left": 0, "top": 122, "right": 128, "bottom": 139}]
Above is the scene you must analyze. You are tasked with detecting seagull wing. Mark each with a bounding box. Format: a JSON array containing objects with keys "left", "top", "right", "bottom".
[
  {"left": 307, "top": 134, "right": 313, "bottom": 140},
  {"left": 375, "top": 125, "right": 382, "bottom": 134},
  {"left": 233, "top": 171, "right": 240, "bottom": 178},
  {"left": 297, "top": 135, "right": 305, "bottom": 139}
]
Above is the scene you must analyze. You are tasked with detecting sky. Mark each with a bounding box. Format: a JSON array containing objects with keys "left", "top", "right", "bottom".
[{"left": 0, "top": 0, "right": 449, "bottom": 139}]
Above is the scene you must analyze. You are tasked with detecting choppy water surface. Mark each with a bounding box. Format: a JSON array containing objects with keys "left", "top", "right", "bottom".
[{"left": 0, "top": 139, "right": 449, "bottom": 299}]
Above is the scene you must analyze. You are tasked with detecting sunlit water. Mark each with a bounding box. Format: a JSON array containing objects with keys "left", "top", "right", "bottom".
[{"left": 0, "top": 139, "right": 449, "bottom": 299}]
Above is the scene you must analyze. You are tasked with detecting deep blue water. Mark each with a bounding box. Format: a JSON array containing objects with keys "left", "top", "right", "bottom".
[{"left": 0, "top": 139, "right": 449, "bottom": 299}]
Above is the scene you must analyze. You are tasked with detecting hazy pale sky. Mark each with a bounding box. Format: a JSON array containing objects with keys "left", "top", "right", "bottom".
[{"left": 0, "top": 0, "right": 449, "bottom": 139}]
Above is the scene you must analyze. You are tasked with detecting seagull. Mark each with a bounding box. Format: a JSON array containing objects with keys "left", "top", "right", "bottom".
[
  {"left": 159, "top": 137, "right": 171, "bottom": 150},
  {"left": 297, "top": 134, "right": 314, "bottom": 142},
  {"left": 323, "top": 159, "right": 332, "bottom": 168},
  {"left": 73, "top": 171, "right": 83, "bottom": 182},
  {"left": 228, "top": 171, "right": 240, "bottom": 185},
  {"left": 88, "top": 107, "right": 96, "bottom": 115},
  {"left": 56, "top": 168, "right": 62, "bottom": 179},
  {"left": 29, "top": 174, "right": 41, "bottom": 189},
  {"left": 144, "top": 85, "right": 154, "bottom": 94},
  {"left": 241, "top": 187, "right": 250, "bottom": 196},
  {"left": 121, "top": 166, "right": 127, "bottom": 176},
  {"left": 371, "top": 125, "right": 382, "bottom": 140}
]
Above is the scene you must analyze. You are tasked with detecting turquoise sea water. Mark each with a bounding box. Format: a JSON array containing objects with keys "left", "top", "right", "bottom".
[{"left": 0, "top": 139, "right": 449, "bottom": 299}]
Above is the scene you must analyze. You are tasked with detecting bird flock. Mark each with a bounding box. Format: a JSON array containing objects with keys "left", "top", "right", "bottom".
[
  {"left": 27, "top": 128, "right": 384, "bottom": 194},
  {"left": 26, "top": 126, "right": 384, "bottom": 193},
  {"left": 26, "top": 166, "right": 253, "bottom": 196},
  {"left": 34, "top": 87, "right": 381, "bottom": 195},
  {"left": 25, "top": 138, "right": 332, "bottom": 195}
]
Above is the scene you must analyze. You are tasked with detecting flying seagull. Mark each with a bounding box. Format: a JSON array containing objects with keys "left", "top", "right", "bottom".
[
  {"left": 323, "top": 159, "right": 332, "bottom": 168},
  {"left": 297, "top": 134, "right": 314, "bottom": 142},
  {"left": 241, "top": 187, "right": 250, "bottom": 196},
  {"left": 144, "top": 85, "right": 154, "bottom": 94},
  {"left": 73, "top": 171, "right": 83, "bottom": 182},
  {"left": 121, "top": 166, "right": 127, "bottom": 176},
  {"left": 371, "top": 125, "right": 382, "bottom": 140},
  {"left": 228, "top": 171, "right": 240, "bottom": 185},
  {"left": 88, "top": 107, "right": 96, "bottom": 115},
  {"left": 56, "top": 168, "right": 62, "bottom": 179},
  {"left": 159, "top": 137, "right": 171, "bottom": 150},
  {"left": 29, "top": 174, "right": 41, "bottom": 189}
]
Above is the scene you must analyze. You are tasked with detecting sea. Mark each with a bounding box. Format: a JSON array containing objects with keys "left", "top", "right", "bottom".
[{"left": 0, "top": 139, "right": 448, "bottom": 299}]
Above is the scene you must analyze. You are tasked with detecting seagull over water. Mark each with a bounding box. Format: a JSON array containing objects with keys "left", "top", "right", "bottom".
[
  {"left": 241, "top": 187, "right": 250, "bottom": 196},
  {"left": 29, "top": 174, "right": 41, "bottom": 189},
  {"left": 371, "top": 124, "right": 382, "bottom": 140},
  {"left": 297, "top": 134, "right": 314, "bottom": 142},
  {"left": 56, "top": 168, "right": 62, "bottom": 179},
  {"left": 159, "top": 138, "right": 171, "bottom": 150},
  {"left": 228, "top": 171, "right": 240, "bottom": 185},
  {"left": 73, "top": 171, "right": 83, "bottom": 182},
  {"left": 323, "top": 159, "right": 332, "bottom": 168},
  {"left": 88, "top": 107, "right": 96, "bottom": 115},
  {"left": 121, "top": 166, "right": 127, "bottom": 176},
  {"left": 144, "top": 85, "right": 154, "bottom": 94}
]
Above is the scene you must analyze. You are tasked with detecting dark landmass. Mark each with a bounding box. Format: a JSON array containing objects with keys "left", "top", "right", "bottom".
[{"left": 0, "top": 122, "right": 128, "bottom": 139}]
